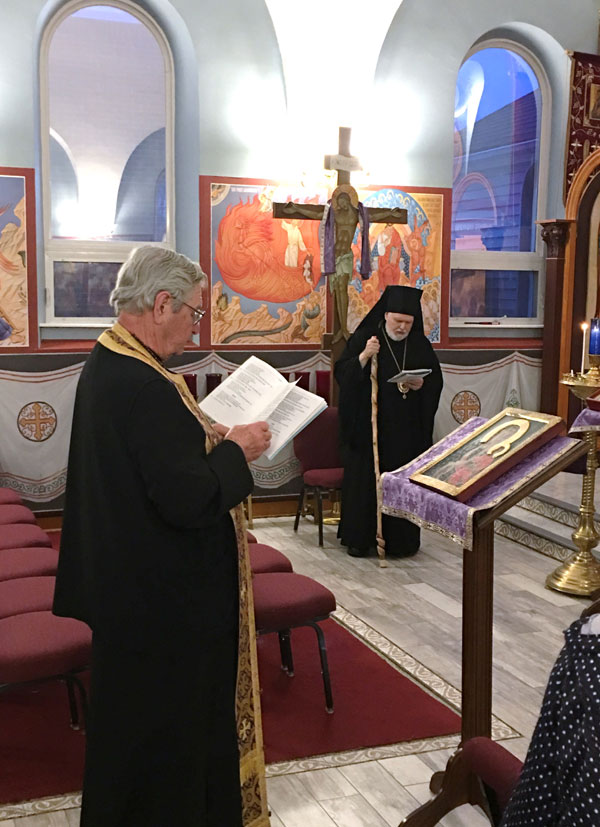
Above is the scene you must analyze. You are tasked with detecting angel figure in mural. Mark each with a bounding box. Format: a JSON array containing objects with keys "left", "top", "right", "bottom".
[{"left": 281, "top": 218, "right": 307, "bottom": 267}]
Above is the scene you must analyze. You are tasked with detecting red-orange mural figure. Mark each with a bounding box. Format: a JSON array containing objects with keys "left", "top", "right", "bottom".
[
  {"left": 374, "top": 224, "right": 405, "bottom": 290},
  {"left": 214, "top": 195, "right": 321, "bottom": 304}
]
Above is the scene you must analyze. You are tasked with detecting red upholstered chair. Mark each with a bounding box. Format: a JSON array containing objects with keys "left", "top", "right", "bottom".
[
  {"left": 398, "top": 736, "right": 523, "bottom": 826},
  {"left": 252, "top": 572, "right": 336, "bottom": 712},
  {"left": 0, "top": 488, "right": 23, "bottom": 505},
  {"left": 0, "top": 611, "right": 91, "bottom": 729},
  {"left": 247, "top": 530, "right": 258, "bottom": 544},
  {"left": 0, "top": 547, "right": 59, "bottom": 580},
  {"left": 0, "top": 503, "right": 37, "bottom": 525},
  {"left": 0, "top": 523, "right": 52, "bottom": 550},
  {"left": 293, "top": 406, "right": 343, "bottom": 546},
  {"left": 0, "top": 576, "right": 55, "bottom": 619},
  {"left": 249, "top": 543, "right": 293, "bottom": 575},
  {"left": 460, "top": 738, "right": 523, "bottom": 823}
]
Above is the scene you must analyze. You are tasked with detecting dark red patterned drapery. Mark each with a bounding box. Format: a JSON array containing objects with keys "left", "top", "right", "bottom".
[{"left": 565, "top": 51, "right": 600, "bottom": 202}]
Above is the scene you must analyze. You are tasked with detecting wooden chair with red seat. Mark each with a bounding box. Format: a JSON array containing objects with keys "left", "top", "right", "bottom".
[
  {"left": 293, "top": 406, "right": 343, "bottom": 546},
  {"left": 252, "top": 571, "right": 336, "bottom": 712}
]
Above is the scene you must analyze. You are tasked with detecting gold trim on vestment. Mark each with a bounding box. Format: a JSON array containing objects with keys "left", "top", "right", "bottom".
[{"left": 98, "top": 323, "right": 269, "bottom": 827}]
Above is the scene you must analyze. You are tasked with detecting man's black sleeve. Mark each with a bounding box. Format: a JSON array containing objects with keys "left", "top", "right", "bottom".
[{"left": 127, "top": 378, "right": 253, "bottom": 528}]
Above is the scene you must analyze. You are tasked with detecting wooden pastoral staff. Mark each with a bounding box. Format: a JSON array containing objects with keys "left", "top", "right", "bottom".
[{"left": 378, "top": 413, "right": 588, "bottom": 827}]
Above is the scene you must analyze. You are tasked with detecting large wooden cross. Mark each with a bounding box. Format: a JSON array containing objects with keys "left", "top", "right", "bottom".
[{"left": 272, "top": 127, "right": 408, "bottom": 348}]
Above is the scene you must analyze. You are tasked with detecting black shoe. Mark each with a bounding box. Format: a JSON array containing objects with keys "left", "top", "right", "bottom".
[{"left": 347, "top": 546, "right": 369, "bottom": 557}]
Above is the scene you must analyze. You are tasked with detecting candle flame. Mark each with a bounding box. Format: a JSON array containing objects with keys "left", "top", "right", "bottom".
[{"left": 582, "top": 322, "right": 589, "bottom": 331}]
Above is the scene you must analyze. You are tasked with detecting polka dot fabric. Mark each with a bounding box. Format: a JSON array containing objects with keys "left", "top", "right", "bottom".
[{"left": 501, "top": 618, "right": 600, "bottom": 825}]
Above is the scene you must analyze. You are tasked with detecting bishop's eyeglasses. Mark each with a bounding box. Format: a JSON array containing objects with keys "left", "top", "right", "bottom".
[{"left": 180, "top": 301, "right": 207, "bottom": 324}]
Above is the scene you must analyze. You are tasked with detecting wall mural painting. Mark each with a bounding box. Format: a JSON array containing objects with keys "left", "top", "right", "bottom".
[
  {"left": 210, "top": 182, "right": 328, "bottom": 346},
  {"left": 349, "top": 188, "right": 443, "bottom": 343},
  {"left": 0, "top": 173, "right": 32, "bottom": 348},
  {"left": 207, "top": 180, "right": 444, "bottom": 346}
]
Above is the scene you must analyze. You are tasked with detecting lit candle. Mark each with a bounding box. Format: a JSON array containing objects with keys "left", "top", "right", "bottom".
[
  {"left": 590, "top": 318, "right": 600, "bottom": 356},
  {"left": 582, "top": 322, "right": 589, "bottom": 374}
]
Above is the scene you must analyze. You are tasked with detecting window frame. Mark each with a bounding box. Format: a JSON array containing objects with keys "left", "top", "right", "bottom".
[
  {"left": 39, "top": 0, "right": 175, "bottom": 330},
  {"left": 449, "top": 38, "right": 551, "bottom": 336}
]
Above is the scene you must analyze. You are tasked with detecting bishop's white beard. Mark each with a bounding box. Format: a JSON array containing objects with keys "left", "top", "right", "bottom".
[{"left": 385, "top": 322, "right": 409, "bottom": 342}]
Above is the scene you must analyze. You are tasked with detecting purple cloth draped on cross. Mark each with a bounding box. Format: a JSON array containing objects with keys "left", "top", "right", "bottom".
[{"left": 319, "top": 201, "right": 371, "bottom": 279}]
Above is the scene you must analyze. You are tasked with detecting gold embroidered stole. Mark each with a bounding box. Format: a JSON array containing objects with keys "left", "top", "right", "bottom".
[{"left": 99, "top": 323, "right": 269, "bottom": 827}]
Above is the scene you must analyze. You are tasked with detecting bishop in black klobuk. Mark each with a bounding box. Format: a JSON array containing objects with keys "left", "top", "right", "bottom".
[{"left": 335, "top": 286, "right": 443, "bottom": 557}]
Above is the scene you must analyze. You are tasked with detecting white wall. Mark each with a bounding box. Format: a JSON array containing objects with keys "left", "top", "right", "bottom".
[{"left": 0, "top": 0, "right": 599, "bottom": 279}]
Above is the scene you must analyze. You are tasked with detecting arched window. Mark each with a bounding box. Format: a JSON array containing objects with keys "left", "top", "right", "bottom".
[
  {"left": 450, "top": 43, "right": 547, "bottom": 330},
  {"left": 40, "top": 1, "right": 174, "bottom": 325}
]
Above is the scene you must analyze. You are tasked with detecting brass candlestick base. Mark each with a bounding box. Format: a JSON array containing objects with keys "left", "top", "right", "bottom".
[
  {"left": 546, "top": 429, "right": 600, "bottom": 595},
  {"left": 545, "top": 552, "right": 600, "bottom": 595}
]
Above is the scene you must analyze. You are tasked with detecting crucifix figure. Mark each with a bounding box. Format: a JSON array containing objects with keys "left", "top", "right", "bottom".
[{"left": 273, "top": 127, "right": 408, "bottom": 343}]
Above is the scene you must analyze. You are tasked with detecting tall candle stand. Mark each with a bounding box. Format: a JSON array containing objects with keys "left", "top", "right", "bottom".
[{"left": 549, "top": 363, "right": 600, "bottom": 594}]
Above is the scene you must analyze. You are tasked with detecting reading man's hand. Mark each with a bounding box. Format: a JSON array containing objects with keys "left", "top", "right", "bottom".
[
  {"left": 213, "top": 423, "right": 230, "bottom": 442},
  {"left": 223, "top": 421, "right": 272, "bottom": 462}
]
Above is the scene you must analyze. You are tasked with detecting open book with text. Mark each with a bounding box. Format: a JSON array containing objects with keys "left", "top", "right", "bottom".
[{"left": 198, "top": 356, "right": 327, "bottom": 461}]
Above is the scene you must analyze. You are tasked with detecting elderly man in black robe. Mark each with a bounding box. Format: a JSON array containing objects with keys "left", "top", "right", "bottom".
[
  {"left": 53, "top": 246, "right": 271, "bottom": 827},
  {"left": 335, "top": 285, "right": 443, "bottom": 557}
]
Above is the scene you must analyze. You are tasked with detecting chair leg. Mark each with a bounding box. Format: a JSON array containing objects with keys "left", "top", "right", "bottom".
[
  {"left": 63, "top": 672, "right": 89, "bottom": 731},
  {"left": 307, "top": 621, "right": 333, "bottom": 713},
  {"left": 71, "top": 672, "right": 89, "bottom": 729},
  {"left": 64, "top": 676, "right": 81, "bottom": 730},
  {"left": 278, "top": 629, "right": 294, "bottom": 675},
  {"left": 315, "top": 488, "right": 324, "bottom": 546},
  {"left": 294, "top": 485, "right": 306, "bottom": 532}
]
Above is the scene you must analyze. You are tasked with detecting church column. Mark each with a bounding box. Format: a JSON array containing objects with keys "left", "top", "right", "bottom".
[{"left": 538, "top": 219, "right": 572, "bottom": 415}]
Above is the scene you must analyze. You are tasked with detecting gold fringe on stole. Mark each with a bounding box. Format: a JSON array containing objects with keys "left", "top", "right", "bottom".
[
  {"left": 98, "top": 323, "right": 270, "bottom": 827},
  {"left": 370, "top": 354, "right": 387, "bottom": 568}
]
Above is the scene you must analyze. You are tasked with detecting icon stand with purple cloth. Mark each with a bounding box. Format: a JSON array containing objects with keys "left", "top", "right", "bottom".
[{"left": 386, "top": 421, "right": 587, "bottom": 827}]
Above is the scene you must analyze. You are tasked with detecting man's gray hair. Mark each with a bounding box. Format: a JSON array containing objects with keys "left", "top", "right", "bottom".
[{"left": 110, "top": 246, "right": 207, "bottom": 315}]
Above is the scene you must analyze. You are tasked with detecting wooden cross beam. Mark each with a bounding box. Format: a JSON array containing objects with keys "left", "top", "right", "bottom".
[{"left": 273, "top": 127, "right": 408, "bottom": 345}]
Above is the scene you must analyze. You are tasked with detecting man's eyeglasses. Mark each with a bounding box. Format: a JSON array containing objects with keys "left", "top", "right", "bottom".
[{"left": 180, "top": 301, "right": 206, "bottom": 324}]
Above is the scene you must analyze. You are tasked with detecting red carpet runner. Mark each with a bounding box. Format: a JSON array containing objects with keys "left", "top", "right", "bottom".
[
  {"left": 0, "top": 618, "right": 460, "bottom": 804},
  {"left": 259, "top": 619, "right": 460, "bottom": 763}
]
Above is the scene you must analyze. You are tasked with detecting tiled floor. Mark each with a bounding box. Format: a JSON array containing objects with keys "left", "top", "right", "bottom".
[{"left": 2, "top": 482, "right": 593, "bottom": 825}]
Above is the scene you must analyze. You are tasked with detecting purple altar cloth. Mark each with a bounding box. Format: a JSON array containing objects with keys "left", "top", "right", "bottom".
[
  {"left": 382, "top": 417, "right": 581, "bottom": 550},
  {"left": 569, "top": 407, "right": 600, "bottom": 432}
]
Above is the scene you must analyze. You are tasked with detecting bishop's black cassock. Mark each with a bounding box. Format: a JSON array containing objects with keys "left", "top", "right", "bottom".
[{"left": 334, "top": 286, "right": 443, "bottom": 556}]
